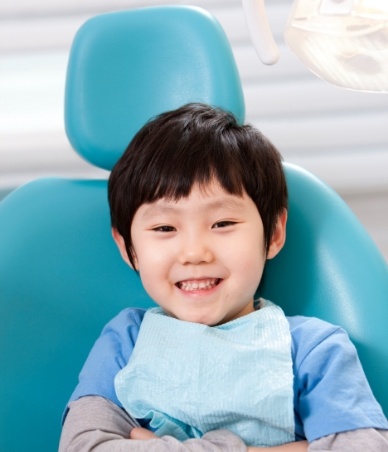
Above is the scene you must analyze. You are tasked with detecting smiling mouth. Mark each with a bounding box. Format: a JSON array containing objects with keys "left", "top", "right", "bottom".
[{"left": 176, "top": 278, "right": 221, "bottom": 292}]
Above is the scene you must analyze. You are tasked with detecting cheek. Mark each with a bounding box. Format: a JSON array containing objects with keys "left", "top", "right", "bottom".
[
  {"left": 240, "top": 258, "right": 266, "bottom": 288},
  {"left": 135, "top": 247, "right": 172, "bottom": 290},
  {"left": 230, "top": 239, "right": 267, "bottom": 286},
  {"left": 231, "top": 230, "right": 266, "bottom": 264},
  {"left": 133, "top": 236, "right": 169, "bottom": 268},
  {"left": 136, "top": 253, "right": 162, "bottom": 281}
]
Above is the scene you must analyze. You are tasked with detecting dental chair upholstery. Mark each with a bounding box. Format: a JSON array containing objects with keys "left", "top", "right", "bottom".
[{"left": 0, "top": 6, "right": 387, "bottom": 452}]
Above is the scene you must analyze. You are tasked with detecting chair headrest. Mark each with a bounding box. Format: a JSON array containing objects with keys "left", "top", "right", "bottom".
[{"left": 65, "top": 6, "right": 245, "bottom": 170}]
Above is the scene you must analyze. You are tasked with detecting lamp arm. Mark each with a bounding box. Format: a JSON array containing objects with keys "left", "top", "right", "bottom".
[{"left": 242, "top": 0, "right": 280, "bottom": 65}]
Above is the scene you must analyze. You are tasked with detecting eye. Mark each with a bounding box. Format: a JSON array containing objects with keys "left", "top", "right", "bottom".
[
  {"left": 212, "top": 221, "right": 236, "bottom": 229},
  {"left": 152, "top": 225, "right": 176, "bottom": 232}
]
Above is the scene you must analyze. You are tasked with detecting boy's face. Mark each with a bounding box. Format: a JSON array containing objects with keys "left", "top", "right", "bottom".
[{"left": 114, "top": 180, "right": 286, "bottom": 326}]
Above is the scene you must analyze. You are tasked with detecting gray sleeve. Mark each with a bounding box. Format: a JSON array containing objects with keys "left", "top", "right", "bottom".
[
  {"left": 308, "top": 428, "right": 388, "bottom": 451},
  {"left": 59, "top": 395, "right": 247, "bottom": 452}
]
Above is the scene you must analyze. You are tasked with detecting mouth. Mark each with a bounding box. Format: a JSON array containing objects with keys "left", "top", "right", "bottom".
[{"left": 176, "top": 278, "right": 221, "bottom": 292}]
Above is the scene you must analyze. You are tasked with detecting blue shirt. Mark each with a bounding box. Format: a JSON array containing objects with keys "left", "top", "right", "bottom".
[{"left": 67, "top": 308, "right": 388, "bottom": 442}]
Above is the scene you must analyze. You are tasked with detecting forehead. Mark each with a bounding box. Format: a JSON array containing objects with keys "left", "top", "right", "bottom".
[{"left": 136, "top": 182, "right": 252, "bottom": 220}]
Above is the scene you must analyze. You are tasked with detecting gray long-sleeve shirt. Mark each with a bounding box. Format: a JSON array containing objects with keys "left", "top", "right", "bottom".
[{"left": 59, "top": 396, "right": 388, "bottom": 451}]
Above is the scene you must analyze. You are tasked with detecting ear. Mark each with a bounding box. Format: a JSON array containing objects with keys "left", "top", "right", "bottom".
[
  {"left": 267, "top": 209, "right": 287, "bottom": 260},
  {"left": 112, "top": 228, "right": 137, "bottom": 270}
]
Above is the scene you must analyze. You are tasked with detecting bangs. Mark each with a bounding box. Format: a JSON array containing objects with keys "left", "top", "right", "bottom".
[{"left": 135, "top": 135, "right": 246, "bottom": 205}]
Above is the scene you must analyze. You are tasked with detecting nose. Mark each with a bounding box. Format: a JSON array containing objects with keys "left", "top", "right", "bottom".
[{"left": 178, "top": 233, "right": 214, "bottom": 265}]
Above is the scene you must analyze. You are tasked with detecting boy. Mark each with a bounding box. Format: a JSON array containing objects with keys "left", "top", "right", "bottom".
[{"left": 60, "top": 103, "right": 388, "bottom": 451}]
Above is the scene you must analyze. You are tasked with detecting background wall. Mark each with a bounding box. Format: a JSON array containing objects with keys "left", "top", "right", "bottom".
[{"left": 1, "top": 0, "right": 387, "bottom": 260}]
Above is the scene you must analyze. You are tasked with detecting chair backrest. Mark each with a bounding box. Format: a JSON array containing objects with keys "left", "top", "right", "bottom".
[
  {"left": 0, "top": 6, "right": 244, "bottom": 451},
  {"left": 260, "top": 163, "right": 388, "bottom": 416},
  {"left": 0, "top": 6, "right": 387, "bottom": 452}
]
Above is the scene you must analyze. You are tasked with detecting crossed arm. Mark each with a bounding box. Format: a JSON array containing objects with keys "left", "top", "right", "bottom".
[
  {"left": 131, "top": 424, "right": 308, "bottom": 452},
  {"left": 59, "top": 396, "right": 388, "bottom": 452}
]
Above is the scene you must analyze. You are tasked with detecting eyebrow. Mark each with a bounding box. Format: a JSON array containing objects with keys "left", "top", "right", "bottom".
[
  {"left": 203, "top": 198, "right": 247, "bottom": 212},
  {"left": 140, "top": 204, "right": 181, "bottom": 221}
]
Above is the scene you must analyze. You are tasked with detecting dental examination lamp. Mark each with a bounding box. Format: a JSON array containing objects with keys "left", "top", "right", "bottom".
[{"left": 242, "top": 0, "right": 388, "bottom": 92}]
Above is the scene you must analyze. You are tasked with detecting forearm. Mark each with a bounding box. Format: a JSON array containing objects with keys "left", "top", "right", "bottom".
[
  {"left": 60, "top": 396, "right": 388, "bottom": 452},
  {"left": 59, "top": 396, "right": 247, "bottom": 452},
  {"left": 248, "top": 427, "right": 388, "bottom": 451},
  {"left": 308, "top": 428, "right": 388, "bottom": 451}
]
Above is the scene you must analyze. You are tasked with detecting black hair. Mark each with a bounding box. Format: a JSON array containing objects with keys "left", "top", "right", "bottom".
[{"left": 108, "top": 103, "right": 287, "bottom": 268}]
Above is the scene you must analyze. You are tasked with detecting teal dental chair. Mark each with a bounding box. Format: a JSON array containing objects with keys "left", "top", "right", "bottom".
[{"left": 0, "top": 6, "right": 387, "bottom": 452}]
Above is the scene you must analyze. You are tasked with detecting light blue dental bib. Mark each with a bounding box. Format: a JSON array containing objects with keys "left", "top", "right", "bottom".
[{"left": 115, "top": 299, "right": 294, "bottom": 446}]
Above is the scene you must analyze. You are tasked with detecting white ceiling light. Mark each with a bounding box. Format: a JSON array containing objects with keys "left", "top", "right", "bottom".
[{"left": 242, "top": 0, "right": 388, "bottom": 92}]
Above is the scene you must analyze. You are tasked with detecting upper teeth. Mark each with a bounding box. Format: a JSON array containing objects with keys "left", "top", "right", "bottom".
[{"left": 178, "top": 279, "right": 218, "bottom": 291}]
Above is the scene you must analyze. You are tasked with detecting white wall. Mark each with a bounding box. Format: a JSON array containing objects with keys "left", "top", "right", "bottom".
[{"left": 1, "top": 0, "right": 387, "bottom": 259}]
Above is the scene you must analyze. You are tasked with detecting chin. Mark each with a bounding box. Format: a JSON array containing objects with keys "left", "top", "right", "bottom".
[{"left": 178, "top": 312, "right": 219, "bottom": 326}]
